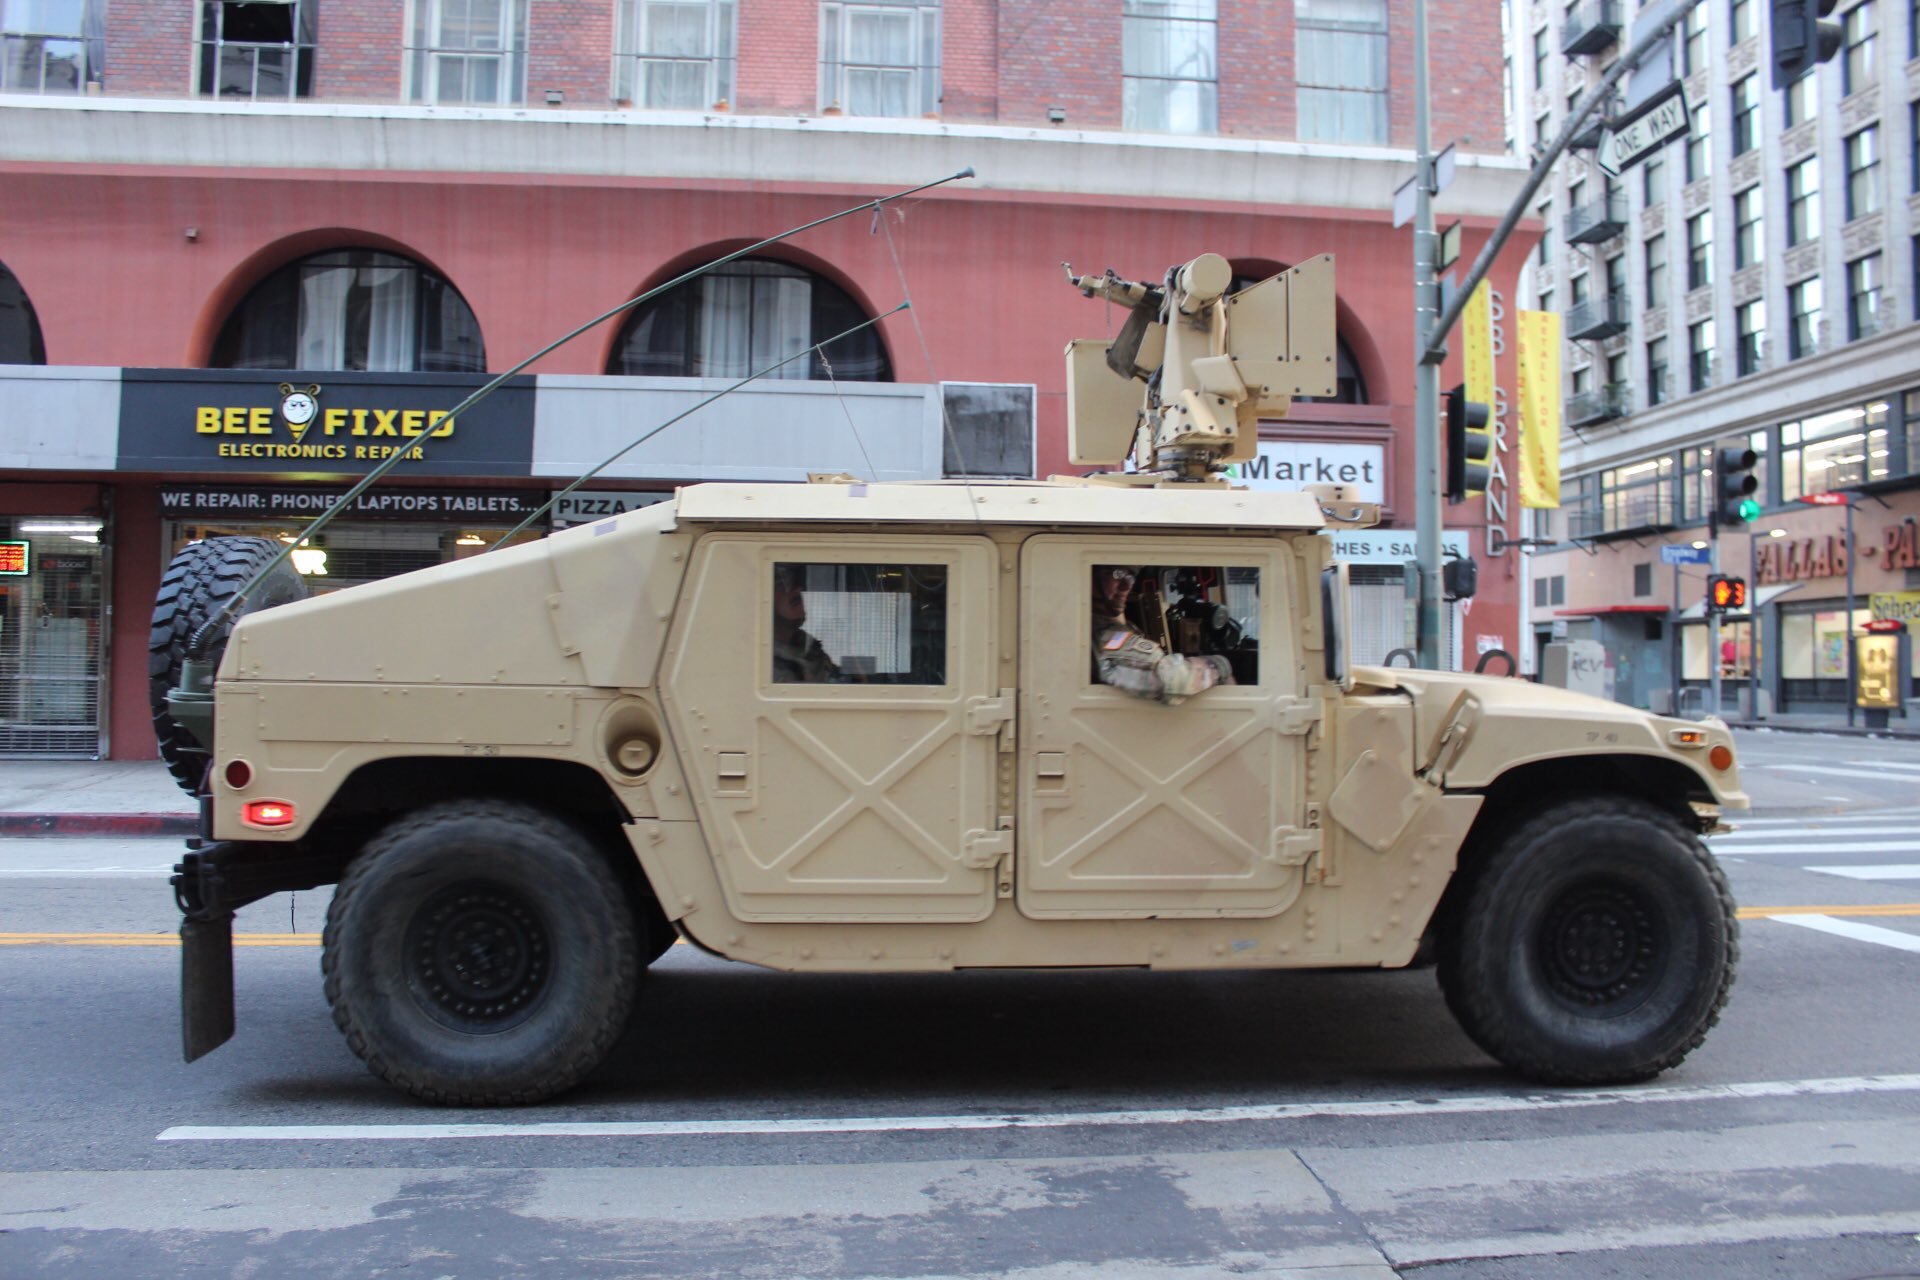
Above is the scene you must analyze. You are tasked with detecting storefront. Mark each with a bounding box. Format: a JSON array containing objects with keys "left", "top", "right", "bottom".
[{"left": 0, "top": 514, "right": 106, "bottom": 755}]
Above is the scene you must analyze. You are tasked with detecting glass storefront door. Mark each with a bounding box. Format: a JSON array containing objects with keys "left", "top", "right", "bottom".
[{"left": 0, "top": 517, "right": 106, "bottom": 756}]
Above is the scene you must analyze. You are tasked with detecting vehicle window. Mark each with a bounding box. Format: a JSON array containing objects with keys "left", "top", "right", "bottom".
[
  {"left": 1089, "top": 564, "right": 1260, "bottom": 686},
  {"left": 771, "top": 561, "right": 947, "bottom": 685}
]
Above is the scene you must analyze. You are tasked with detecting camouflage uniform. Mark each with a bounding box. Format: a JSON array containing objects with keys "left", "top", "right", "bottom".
[
  {"left": 1092, "top": 616, "right": 1231, "bottom": 704},
  {"left": 773, "top": 628, "right": 841, "bottom": 684}
]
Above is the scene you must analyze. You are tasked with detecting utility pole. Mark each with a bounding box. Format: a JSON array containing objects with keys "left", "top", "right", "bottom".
[{"left": 1412, "top": 0, "right": 1442, "bottom": 668}]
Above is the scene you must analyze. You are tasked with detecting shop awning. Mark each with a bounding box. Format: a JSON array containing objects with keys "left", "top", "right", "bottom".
[{"left": 1675, "top": 582, "right": 1803, "bottom": 620}]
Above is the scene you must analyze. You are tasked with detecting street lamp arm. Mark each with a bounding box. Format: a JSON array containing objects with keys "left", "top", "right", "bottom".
[{"left": 1419, "top": 0, "right": 1705, "bottom": 366}]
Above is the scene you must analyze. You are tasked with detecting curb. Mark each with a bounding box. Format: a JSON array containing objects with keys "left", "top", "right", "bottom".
[
  {"left": 1728, "top": 721, "right": 1920, "bottom": 740},
  {"left": 0, "top": 813, "right": 198, "bottom": 838}
]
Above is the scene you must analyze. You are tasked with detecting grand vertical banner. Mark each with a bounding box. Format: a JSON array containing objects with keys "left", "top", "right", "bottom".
[{"left": 1516, "top": 310, "right": 1562, "bottom": 508}]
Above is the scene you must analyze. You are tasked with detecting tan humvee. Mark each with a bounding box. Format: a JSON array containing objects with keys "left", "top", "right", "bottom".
[{"left": 166, "top": 254, "right": 1743, "bottom": 1106}]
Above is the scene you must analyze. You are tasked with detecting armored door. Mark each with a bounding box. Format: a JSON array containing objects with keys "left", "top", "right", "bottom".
[
  {"left": 1016, "top": 535, "right": 1313, "bottom": 919},
  {"left": 662, "top": 534, "right": 1003, "bottom": 922}
]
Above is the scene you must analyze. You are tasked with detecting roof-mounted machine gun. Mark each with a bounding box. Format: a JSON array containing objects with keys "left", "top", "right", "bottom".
[{"left": 1063, "top": 252, "right": 1338, "bottom": 482}]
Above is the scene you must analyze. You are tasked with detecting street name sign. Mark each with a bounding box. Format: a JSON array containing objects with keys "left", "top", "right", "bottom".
[
  {"left": 1599, "top": 80, "right": 1689, "bottom": 177},
  {"left": 1660, "top": 543, "right": 1711, "bottom": 565}
]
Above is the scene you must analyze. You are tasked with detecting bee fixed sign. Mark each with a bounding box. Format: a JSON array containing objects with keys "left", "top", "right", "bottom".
[{"left": 1598, "top": 81, "right": 1690, "bottom": 177}]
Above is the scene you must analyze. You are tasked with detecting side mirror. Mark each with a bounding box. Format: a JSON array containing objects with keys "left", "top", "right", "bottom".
[{"left": 1322, "top": 563, "right": 1353, "bottom": 691}]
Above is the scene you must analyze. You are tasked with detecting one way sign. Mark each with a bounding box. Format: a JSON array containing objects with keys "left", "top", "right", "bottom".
[{"left": 1598, "top": 80, "right": 1690, "bottom": 177}]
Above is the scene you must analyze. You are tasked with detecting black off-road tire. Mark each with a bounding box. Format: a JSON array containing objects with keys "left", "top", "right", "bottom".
[
  {"left": 1437, "top": 794, "right": 1738, "bottom": 1086},
  {"left": 322, "top": 800, "right": 641, "bottom": 1106},
  {"left": 148, "top": 536, "right": 307, "bottom": 792}
]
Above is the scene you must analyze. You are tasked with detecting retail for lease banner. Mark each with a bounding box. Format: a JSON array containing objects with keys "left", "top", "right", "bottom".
[{"left": 1515, "top": 310, "right": 1562, "bottom": 509}]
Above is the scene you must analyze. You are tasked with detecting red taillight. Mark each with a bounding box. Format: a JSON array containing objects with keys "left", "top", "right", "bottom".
[
  {"left": 243, "top": 800, "right": 296, "bottom": 827},
  {"left": 224, "top": 759, "right": 253, "bottom": 789}
]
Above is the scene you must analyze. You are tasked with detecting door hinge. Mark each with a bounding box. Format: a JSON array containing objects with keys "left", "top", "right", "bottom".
[
  {"left": 962, "top": 825, "right": 1013, "bottom": 869},
  {"left": 1268, "top": 824, "right": 1323, "bottom": 867},
  {"left": 967, "top": 689, "right": 1016, "bottom": 752},
  {"left": 1274, "top": 696, "right": 1323, "bottom": 736}
]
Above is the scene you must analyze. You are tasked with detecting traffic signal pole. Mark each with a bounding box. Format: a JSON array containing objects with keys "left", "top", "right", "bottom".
[{"left": 1413, "top": 0, "right": 1442, "bottom": 667}]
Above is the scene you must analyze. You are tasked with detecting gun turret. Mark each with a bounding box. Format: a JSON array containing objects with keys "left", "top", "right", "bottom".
[{"left": 1064, "top": 252, "right": 1338, "bottom": 481}]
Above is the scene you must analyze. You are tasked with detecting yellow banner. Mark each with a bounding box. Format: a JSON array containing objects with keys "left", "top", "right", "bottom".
[
  {"left": 1516, "top": 309, "right": 1562, "bottom": 509},
  {"left": 1463, "top": 281, "right": 1495, "bottom": 409}
]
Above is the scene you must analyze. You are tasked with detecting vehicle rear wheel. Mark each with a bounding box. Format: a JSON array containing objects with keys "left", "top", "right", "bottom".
[
  {"left": 148, "top": 536, "right": 307, "bottom": 793},
  {"left": 1438, "top": 794, "right": 1738, "bottom": 1085},
  {"left": 323, "top": 800, "right": 640, "bottom": 1106}
]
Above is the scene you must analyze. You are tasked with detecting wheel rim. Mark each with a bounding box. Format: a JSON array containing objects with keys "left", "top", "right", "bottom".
[
  {"left": 1536, "top": 878, "right": 1665, "bottom": 1014},
  {"left": 404, "top": 880, "right": 551, "bottom": 1032}
]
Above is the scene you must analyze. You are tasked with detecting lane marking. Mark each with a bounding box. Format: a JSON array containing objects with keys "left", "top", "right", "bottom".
[
  {"left": 1770, "top": 915, "right": 1920, "bottom": 954},
  {"left": 1721, "top": 811, "right": 1920, "bottom": 827},
  {"left": 1708, "top": 826, "right": 1920, "bottom": 840},
  {"left": 1714, "top": 845, "right": 1920, "bottom": 859},
  {"left": 0, "top": 933, "right": 319, "bottom": 947},
  {"left": 1802, "top": 865, "right": 1920, "bottom": 881},
  {"left": 1842, "top": 760, "right": 1920, "bottom": 772},
  {"left": 153, "top": 1073, "right": 1920, "bottom": 1142},
  {"left": 1735, "top": 903, "right": 1920, "bottom": 918},
  {"left": 1759, "top": 764, "right": 1920, "bottom": 781},
  {"left": 0, "top": 869, "right": 173, "bottom": 879}
]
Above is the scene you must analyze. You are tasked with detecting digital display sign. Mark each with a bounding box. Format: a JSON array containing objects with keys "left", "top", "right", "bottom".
[{"left": 0, "top": 542, "right": 29, "bottom": 576}]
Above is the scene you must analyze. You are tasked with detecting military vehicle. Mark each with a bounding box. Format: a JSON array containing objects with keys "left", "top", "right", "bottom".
[{"left": 160, "top": 244, "right": 1742, "bottom": 1106}]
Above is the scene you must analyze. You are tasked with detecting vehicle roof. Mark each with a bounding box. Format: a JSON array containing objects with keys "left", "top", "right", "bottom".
[{"left": 672, "top": 480, "right": 1329, "bottom": 531}]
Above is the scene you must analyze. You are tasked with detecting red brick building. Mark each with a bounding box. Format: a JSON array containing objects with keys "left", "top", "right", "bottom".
[{"left": 0, "top": 0, "right": 1531, "bottom": 758}]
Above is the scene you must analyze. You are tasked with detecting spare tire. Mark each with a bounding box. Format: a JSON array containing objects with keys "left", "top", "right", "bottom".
[{"left": 149, "top": 536, "right": 309, "bottom": 793}]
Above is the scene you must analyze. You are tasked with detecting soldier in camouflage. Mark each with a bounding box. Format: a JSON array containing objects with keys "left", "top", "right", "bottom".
[
  {"left": 1091, "top": 566, "right": 1232, "bottom": 704},
  {"left": 772, "top": 566, "right": 842, "bottom": 684}
]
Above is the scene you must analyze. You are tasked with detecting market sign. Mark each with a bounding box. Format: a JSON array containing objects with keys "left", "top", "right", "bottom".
[
  {"left": 157, "top": 486, "right": 551, "bottom": 522},
  {"left": 118, "top": 370, "right": 535, "bottom": 478},
  {"left": 1228, "top": 441, "right": 1385, "bottom": 504},
  {"left": 0, "top": 542, "right": 27, "bottom": 575}
]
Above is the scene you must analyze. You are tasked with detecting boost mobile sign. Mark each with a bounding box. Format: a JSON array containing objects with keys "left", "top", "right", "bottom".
[{"left": 117, "top": 369, "right": 535, "bottom": 478}]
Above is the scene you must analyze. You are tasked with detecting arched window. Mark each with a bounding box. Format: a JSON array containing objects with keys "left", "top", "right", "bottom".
[
  {"left": 609, "top": 257, "right": 891, "bottom": 381},
  {"left": 0, "top": 261, "right": 46, "bottom": 364},
  {"left": 211, "top": 250, "right": 486, "bottom": 373}
]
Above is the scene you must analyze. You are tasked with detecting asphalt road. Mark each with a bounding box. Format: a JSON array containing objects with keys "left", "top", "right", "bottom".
[{"left": 3, "top": 728, "right": 1920, "bottom": 1278}]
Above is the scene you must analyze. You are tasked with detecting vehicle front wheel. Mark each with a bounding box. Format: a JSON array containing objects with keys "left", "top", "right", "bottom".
[
  {"left": 1438, "top": 794, "right": 1738, "bottom": 1086},
  {"left": 323, "top": 800, "right": 640, "bottom": 1105}
]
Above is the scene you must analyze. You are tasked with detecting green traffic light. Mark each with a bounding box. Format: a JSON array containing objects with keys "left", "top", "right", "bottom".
[{"left": 1737, "top": 497, "right": 1763, "bottom": 522}]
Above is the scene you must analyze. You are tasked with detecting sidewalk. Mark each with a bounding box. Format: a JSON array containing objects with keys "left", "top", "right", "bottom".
[
  {"left": 0, "top": 760, "right": 197, "bottom": 837},
  {"left": 1722, "top": 711, "right": 1920, "bottom": 739}
]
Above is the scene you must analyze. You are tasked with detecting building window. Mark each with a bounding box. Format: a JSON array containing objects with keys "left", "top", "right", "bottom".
[
  {"left": 1682, "top": 1, "right": 1708, "bottom": 72},
  {"left": 1913, "top": 100, "right": 1920, "bottom": 193},
  {"left": 1, "top": 0, "right": 98, "bottom": 90},
  {"left": 1781, "top": 399, "right": 1892, "bottom": 499},
  {"left": 1686, "top": 101, "right": 1711, "bottom": 183},
  {"left": 1680, "top": 444, "right": 1713, "bottom": 521},
  {"left": 408, "top": 0, "right": 529, "bottom": 104},
  {"left": 0, "top": 259, "right": 45, "bottom": 364},
  {"left": 198, "top": 0, "right": 314, "bottom": 98},
  {"left": 1570, "top": 270, "right": 1590, "bottom": 308},
  {"left": 211, "top": 249, "right": 487, "bottom": 373},
  {"left": 1539, "top": 287, "right": 1554, "bottom": 316},
  {"left": 1736, "top": 298, "right": 1766, "bottom": 375},
  {"left": 1689, "top": 318, "right": 1715, "bottom": 391},
  {"left": 1597, "top": 457, "right": 1676, "bottom": 534},
  {"left": 1730, "top": 74, "right": 1759, "bottom": 155},
  {"left": 1730, "top": 0, "right": 1755, "bottom": 41},
  {"left": 1733, "top": 186, "right": 1764, "bottom": 268},
  {"left": 609, "top": 256, "right": 892, "bottom": 381},
  {"left": 1784, "top": 70, "right": 1817, "bottom": 126},
  {"left": 1295, "top": 0, "right": 1387, "bottom": 144},
  {"left": 1122, "top": 0, "right": 1217, "bottom": 134},
  {"left": 1842, "top": 0, "right": 1876, "bottom": 94},
  {"left": 1846, "top": 126, "right": 1881, "bottom": 219},
  {"left": 1538, "top": 202, "right": 1554, "bottom": 264},
  {"left": 1788, "top": 276, "right": 1823, "bottom": 357},
  {"left": 615, "top": 0, "right": 735, "bottom": 110},
  {"left": 1633, "top": 561, "right": 1654, "bottom": 596},
  {"left": 1607, "top": 351, "right": 1627, "bottom": 386},
  {"left": 1605, "top": 251, "right": 1627, "bottom": 299},
  {"left": 1532, "top": 23, "right": 1548, "bottom": 88},
  {"left": 1686, "top": 211, "right": 1713, "bottom": 291},
  {"left": 1647, "top": 335, "right": 1669, "bottom": 406},
  {"left": 1847, "top": 252, "right": 1883, "bottom": 338},
  {"left": 1643, "top": 153, "right": 1666, "bottom": 205},
  {"left": 1787, "top": 156, "right": 1820, "bottom": 244},
  {"left": 820, "top": 0, "right": 939, "bottom": 117},
  {"left": 1571, "top": 365, "right": 1592, "bottom": 396}
]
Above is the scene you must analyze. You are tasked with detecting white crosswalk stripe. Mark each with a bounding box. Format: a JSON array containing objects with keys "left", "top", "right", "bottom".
[{"left": 1708, "top": 810, "right": 1920, "bottom": 953}]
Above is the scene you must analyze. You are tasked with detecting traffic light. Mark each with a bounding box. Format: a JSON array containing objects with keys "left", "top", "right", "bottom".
[
  {"left": 1772, "top": 0, "right": 1843, "bottom": 91},
  {"left": 1713, "top": 444, "right": 1761, "bottom": 530},
  {"left": 1444, "top": 385, "right": 1492, "bottom": 504},
  {"left": 1442, "top": 554, "right": 1478, "bottom": 601},
  {"left": 1707, "top": 575, "right": 1749, "bottom": 613}
]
